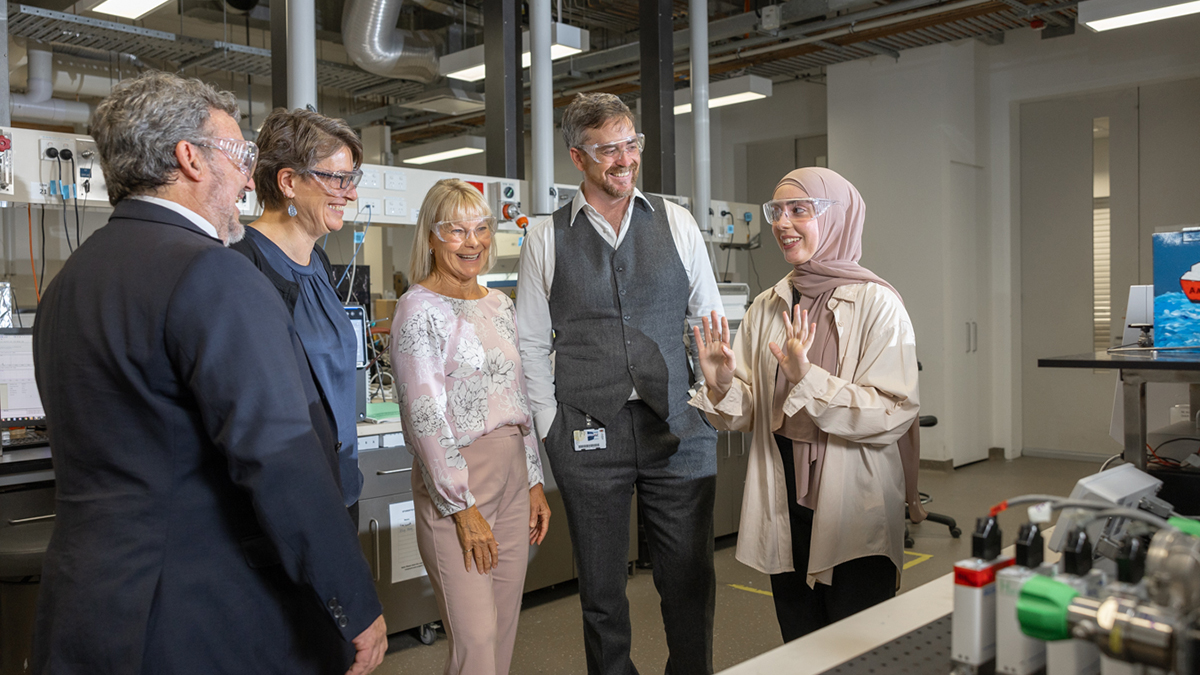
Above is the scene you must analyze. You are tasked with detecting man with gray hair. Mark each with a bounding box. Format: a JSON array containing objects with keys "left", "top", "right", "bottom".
[
  {"left": 31, "top": 72, "right": 387, "bottom": 674},
  {"left": 517, "top": 92, "right": 723, "bottom": 673}
]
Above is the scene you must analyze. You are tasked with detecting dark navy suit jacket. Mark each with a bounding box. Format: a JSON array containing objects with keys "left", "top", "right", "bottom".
[{"left": 31, "top": 199, "right": 381, "bottom": 674}]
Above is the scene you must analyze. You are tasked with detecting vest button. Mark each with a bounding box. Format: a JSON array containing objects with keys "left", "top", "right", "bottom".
[
  {"left": 619, "top": 289, "right": 626, "bottom": 296},
  {"left": 626, "top": 340, "right": 631, "bottom": 345},
  {"left": 624, "top": 315, "right": 631, "bottom": 321},
  {"left": 616, "top": 266, "right": 624, "bottom": 272},
  {"left": 629, "top": 365, "right": 636, "bottom": 370}
]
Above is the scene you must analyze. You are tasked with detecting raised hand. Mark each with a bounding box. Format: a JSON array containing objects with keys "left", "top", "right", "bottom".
[
  {"left": 692, "top": 310, "right": 736, "bottom": 405},
  {"left": 768, "top": 306, "right": 817, "bottom": 385}
]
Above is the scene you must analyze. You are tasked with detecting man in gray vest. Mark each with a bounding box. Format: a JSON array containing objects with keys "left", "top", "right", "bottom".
[{"left": 516, "top": 92, "right": 722, "bottom": 674}]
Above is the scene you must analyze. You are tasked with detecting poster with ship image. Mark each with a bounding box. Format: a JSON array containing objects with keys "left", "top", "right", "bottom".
[{"left": 1153, "top": 228, "right": 1200, "bottom": 347}]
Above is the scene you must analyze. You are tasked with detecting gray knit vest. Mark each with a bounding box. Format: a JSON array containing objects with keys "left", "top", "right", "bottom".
[{"left": 548, "top": 195, "right": 691, "bottom": 427}]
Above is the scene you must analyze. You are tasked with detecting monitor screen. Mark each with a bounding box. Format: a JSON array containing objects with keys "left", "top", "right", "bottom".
[
  {"left": 0, "top": 331, "right": 45, "bottom": 425},
  {"left": 345, "top": 306, "right": 367, "bottom": 369}
]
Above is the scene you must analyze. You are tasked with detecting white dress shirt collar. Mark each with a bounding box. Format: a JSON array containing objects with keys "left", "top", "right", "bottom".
[
  {"left": 569, "top": 184, "right": 654, "bottom": 225},
  {"left": 129, "top": 195, "right": 221, "bottom": 241}
]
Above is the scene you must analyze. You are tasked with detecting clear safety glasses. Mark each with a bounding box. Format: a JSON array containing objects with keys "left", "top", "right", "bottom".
[
  {"left": 762, "top": 198, "right": 839, "bottom": 225},
  {"left": 195, "top": 137, "right": 258, "bottom": 178},
  {"left": 306, "top": 168, "right": 364, "bottom": 193},
  {"left": 577, "top": 133, "right": 645, "bottom": 163},
  {"left": 433, "top": 216, "right": 497, "bottom": 244}
]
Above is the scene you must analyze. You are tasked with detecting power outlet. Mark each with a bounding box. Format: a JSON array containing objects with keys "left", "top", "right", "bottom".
[
  {"left": 384, "top": 170, "right": 406, "bottom": 191},
  {"left": 359, "top": 168, "right": 381, "bottom": 190},
  {"left": 40, "top": 137, "right": 74, "bottom": 162},
  {"left": 358, "top": 198, "right": 382, "bottom": 216},
  {"left": 384, "top": 197, "right": 407, "bottom": 217}
]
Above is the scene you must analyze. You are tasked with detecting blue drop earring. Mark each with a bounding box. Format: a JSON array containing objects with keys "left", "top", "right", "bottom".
[{"left": 287, "top": 201, "right": 297, "bottom": 217}]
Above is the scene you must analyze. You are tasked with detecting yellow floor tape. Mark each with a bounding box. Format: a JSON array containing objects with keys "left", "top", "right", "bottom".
[
  {"left": 727, "top": 583, "right": 774, "bottom": 597},
  {"left": 903, "top": 551, "right": 933, "bottom": 570}
]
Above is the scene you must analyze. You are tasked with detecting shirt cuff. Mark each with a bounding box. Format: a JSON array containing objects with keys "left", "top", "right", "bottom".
[
  {"left": 432, "top": 489, "right": 476, "bottom": 518},
  {"left": 689, "top": 383, "right": 745, "bottom": 418},
  {"left": 533, "top": 408, "right": 557, "bottom": 440},
  {"left": 781, "top": 364, "right": 831, "bottom": 418}
]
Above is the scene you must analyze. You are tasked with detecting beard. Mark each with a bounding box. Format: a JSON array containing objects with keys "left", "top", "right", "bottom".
[
  {"left": 223, "top": 216, "right": 246, "bottom": 245},
  {"left": 601, "top": 161, "right": 639, "bottom": 199}
]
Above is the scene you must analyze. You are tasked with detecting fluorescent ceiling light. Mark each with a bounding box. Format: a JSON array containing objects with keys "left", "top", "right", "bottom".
[
  {"left": 673, "top": 75, "right": 773, "bottom": 115},
  {"left": 440, "top": 23, "right": 589, "bottom": 82},
  {"left": 1078, "top": 0, "right": 1200, "bottom": 31},
  {"left": 396, "top": 136, "right": 486, "bottom": 166},
  {"left": 90, "top": 0, "right": 170, "bottom": 19}
]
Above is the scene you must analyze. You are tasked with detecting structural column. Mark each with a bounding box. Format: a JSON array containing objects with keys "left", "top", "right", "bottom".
[
  {"left": 485, "top": 0, "right": 524, "bottom": 180},
  {"left": 690, "top": 0, "right": 711, "bottom": 233},
  {"left": 530, "top": 0, "right": 555, "bottom": 215},
  {"left": 270, "top": 0, "right": 317, "bottom": 111},
  {"left": 639, "top": 0, "right": 675, "bottom": 194}
]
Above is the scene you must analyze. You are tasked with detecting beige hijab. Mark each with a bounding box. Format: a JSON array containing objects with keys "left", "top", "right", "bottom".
[{"left": 771, "top": 167, "right": 926, "bottom": 522}]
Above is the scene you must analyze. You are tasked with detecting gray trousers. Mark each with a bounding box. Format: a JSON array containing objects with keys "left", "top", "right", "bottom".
[{"left": 545, "top": 400, "right": 717, "bottom": 675}]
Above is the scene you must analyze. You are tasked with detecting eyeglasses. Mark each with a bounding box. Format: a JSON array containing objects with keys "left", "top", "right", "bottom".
[
  {"left": 576, "top": 133, "right": 645, "bottom": 163},
  {"left": 195, "top": 137, "right": 258, "bottom": 178},
  {"left": 306, "top": 168, "right": 364, "bottom": 193},
  {"left": 433, "top": 216, "right": 496, "bottom": 244},
  {"left": 763, "top": 198, "right": 839, "bottom": 225}
]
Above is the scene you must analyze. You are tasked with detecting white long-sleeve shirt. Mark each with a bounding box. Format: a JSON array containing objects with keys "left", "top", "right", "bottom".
[{"left": 516, "top": 186, "right": 723, "bottom": 439}]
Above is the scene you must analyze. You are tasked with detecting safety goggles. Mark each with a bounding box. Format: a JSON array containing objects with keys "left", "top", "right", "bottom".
[
  {"left": 195, "top": 137, "right": 258, "bottom": 178},
  {"left": 763, "top": 198, "right": 839, "bottom": 225},
  {"left": 306, "top": 168, "right": 364, "bottom": 193},
  {"left": 576, "top": 133, "right": 645, "bottom": 163},
  {"left": 433, "top": 216, "right": 496, "bottom": 244}
]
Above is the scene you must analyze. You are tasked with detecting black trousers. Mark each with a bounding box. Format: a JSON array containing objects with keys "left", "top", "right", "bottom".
[
  {"left": 545, "top": 401, "right": 717, "bottom": 675},
  {"left": 770, "top": 434, "right": 897, "bottom": 643}
]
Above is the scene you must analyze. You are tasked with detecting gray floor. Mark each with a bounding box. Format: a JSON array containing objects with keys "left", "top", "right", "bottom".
[{"left": 376, "top": 455, "right": 1100, "bottom": 674}]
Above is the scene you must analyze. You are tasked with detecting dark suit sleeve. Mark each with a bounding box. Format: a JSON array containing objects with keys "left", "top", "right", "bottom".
[{"left": 162, "top": 247, "right": 382, "bottom": 641}]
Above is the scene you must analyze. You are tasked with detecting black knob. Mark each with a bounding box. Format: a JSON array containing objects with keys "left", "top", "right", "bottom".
[
  {"left": 44, "top": 147, "right": 59, "bottom": 159},
  {"left": 59, "top": 148, "right": 74, "bottom": 161}
]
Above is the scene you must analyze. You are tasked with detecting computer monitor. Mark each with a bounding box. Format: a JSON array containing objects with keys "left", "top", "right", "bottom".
[
  {"left": 344, "top": 306, "right": 367, "bottom": 369},
  {"left": 0, "top": 329, "right": 45, "bottom": 425},
  {"left": 345, "top": 306, "right": 368, "bottom": 421}
]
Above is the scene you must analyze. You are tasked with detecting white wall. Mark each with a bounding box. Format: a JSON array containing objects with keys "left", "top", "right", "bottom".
[
  {"left": 827, "top": 41, "right": 984, "bottom": 463},
  {"left": 824, "top": 14, "right": 1200, "bottom": 459}
]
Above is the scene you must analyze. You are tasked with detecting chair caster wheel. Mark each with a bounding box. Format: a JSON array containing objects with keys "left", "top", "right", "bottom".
[{"left": 418, "top": 622, "right": 438, "bottom": 645}]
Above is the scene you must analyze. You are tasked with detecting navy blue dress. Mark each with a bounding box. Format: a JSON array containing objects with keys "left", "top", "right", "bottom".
[{"left": 244, "top": 227, "right": 363, "bottom": 506}]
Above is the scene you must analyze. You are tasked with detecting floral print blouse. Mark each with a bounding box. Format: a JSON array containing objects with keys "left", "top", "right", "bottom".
[{"left": 391, "top": 285, "right": 544, "bottom": 516}]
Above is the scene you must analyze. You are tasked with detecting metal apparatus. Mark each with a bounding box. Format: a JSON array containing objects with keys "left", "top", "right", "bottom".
[{"left": 1013, "top": 488, "right": 1200, "bottom": 674}]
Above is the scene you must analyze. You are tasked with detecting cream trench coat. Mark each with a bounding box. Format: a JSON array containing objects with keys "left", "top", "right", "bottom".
[{"left": 689, "top": 277, "right": 919, "bottom": 587}]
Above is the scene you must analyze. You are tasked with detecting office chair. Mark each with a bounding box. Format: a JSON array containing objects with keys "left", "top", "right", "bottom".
[{"left": 904, "top": 414, "right": 962, "bottom": 548}]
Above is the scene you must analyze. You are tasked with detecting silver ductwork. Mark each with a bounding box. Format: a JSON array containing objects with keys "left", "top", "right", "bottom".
[
  {"left": 342, "top": 0, "right": 440, "bottom": 83},
  {"left": 10, "top": 42, "right": 91, "bottom": 126}
]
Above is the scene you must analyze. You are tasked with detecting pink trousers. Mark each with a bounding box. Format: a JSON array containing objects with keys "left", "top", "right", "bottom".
[{"left": 413, "top": 425, "right": 530, "bottom": 675}]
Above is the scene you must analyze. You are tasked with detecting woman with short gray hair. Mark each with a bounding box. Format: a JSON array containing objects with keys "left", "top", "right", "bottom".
[
  {"left": 231, "top": 107, "right": 367, "bottom": 516},
  {"left": 391, "top": 178, "right": 550, "bottom": 675}
]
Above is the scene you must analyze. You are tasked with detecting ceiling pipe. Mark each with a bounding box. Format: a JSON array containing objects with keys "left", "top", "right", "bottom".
[
  {"left": 530, "top": 0, "right": 554, "bottom": 216},
  {"left": 343, "top": 0, "right": 440, "bottom": 83},
  {"left": 10, "top": 42, "right": 91, "bottom": 126},
  {"left": 690, "top": 0, "right": 711, "bottom": 244},
  {"left": 410, "top": 0, "right": 483, "bottom": 25}
]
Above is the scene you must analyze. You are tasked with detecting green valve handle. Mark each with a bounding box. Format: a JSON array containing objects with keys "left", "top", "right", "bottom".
[
  {"left": 1168, "top": 516, "right": 1200, "bottom": 539},
  {"left": 1017, "top": 575, "right": 1079, "bottom": 641}
]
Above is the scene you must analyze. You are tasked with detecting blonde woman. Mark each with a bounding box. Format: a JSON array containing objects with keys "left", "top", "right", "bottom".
[{"left": 391, "top": 179, "right": 550, "bottom": 675}]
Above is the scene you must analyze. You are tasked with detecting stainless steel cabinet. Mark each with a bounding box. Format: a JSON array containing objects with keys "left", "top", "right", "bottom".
[
  {"left": 713, "top": 430, "right": 747, "bottom": 538},
  {"left": 356, "top": 443, "right": 442, "bottom": 635}
]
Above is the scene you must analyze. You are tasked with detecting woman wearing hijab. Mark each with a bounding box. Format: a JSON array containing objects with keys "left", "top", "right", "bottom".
[{"left": 690, "top": 167, "right": 923, "bottom": 641}]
